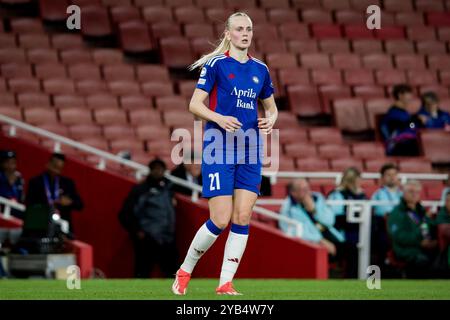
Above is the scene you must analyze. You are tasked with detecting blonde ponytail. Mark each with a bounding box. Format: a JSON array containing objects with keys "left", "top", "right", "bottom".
[{"left": 188, "top": 12, "right": 252, "bottom": 71}]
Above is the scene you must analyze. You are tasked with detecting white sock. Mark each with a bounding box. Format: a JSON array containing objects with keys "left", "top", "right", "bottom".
[
  {"left": 180, "top": 219, "right": 223, "bottom": 274},
  {"left": 219, "top": 224, "right": 249, "bottom": 286}
]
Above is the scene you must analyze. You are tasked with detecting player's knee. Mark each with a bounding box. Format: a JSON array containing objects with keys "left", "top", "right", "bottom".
[
  {"left": 234, "top": 208, "right": 252, "bottom": 225},
  {"left": 210, "top": 216, "right": 230, "bottom": 229}
]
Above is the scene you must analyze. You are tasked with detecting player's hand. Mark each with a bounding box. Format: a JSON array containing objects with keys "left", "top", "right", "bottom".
[
  {"left": 217, "top": 115, "right": 242, "bottom": 133},
  {"left": 258, "top": 117, "right": 274, "bottom": 135}
]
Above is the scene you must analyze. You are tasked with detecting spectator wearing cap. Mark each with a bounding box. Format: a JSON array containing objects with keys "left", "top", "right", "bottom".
[
  {"left": 416, "top": 92, "right": 450, "bottom": 130},
  {"left": 0, "top": 150, "right": 25, "bottom": 219},
  {"left": 380, "top": 84, "right": 421, "bottom": 156}
]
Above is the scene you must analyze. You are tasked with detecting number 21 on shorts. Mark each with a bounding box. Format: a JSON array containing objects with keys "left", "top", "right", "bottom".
[{"left": 208, "top": 172, "right": 221, "bottom": 191}]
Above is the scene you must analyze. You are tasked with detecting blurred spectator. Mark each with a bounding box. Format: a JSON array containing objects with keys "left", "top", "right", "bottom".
[
  {"left": 371, "top": 163, "right": 403, "bottom": 266},
  {"left": 440, "top": 177, "right": 450, "bottom": 204},
  {"left": 279, "top": 179, "right": 344, "bottom": 257},
  {"left": 388, "top": 180, "right": 440, "bottom": 278},
  {"left": 328, "top": 167, "right": 367, "bottom": 278},
  {"left": 118, "top": 158, "right": 178, "bottom": 278},
  {"left": 0, "top": 150, "right": 25, "bottom": 219},
  {"left": 26, "top": 153, "right": 83, "bottom": 237},
  {"left": 416, "top": 92, "right": 450, "bottom": 129},
  {"left": 171, "top": 154, "right": 202, "bottom": 196},
  {"left": 381, "top": 84, "right": 421, "bottom": 156},
  {"left": 437, "top": 191, "right": 450, "bottom": 225}
]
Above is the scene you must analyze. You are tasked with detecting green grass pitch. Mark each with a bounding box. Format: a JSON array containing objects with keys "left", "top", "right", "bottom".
[{"left": 1, "top": 279, "right": 450, "bottom": 300}]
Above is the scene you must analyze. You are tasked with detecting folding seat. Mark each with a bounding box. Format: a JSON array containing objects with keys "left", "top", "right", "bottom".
[
  {"left": 28, "top": 49, "right": 58, "bottom": 65},
  {"left": 174, "top": 7, "right": 205, "bottom": 23},
  {"left": 311, "top": 70, "right": 342, "bottom": 85},
  {"left": 156, "top": 96, "right": 189, "bottom": 111},
  {"left": 353, "top": 85, "right": 385, "bottom": 99},
  {"left": 299, "top": 53, "right": 330, "bottom": 68},
  {"left": 319, "top": 39, "right": 351, "bottom": 53},
  {"left": 110, "top": 5, "right": 140, "bottom": 24},
  {"left": 287, "top": 40, "right": 319, "bottom": 54},
  {"left": 375, "top": 26, "right": 405, "bottom": 40},
  {"left": 266, "top": 53, "right": 297, "bottom": 69},
  {"left": 416, "top": 41, "right": 447, "bottom": 55},
  {"left": 120, "top": 95, "right": 153, "bottom": 110},
  {"left": 365, "top": 98, "right": 392, "bottom": 128},
  {"left": 18, "top": 34, "right": 50, "bottom": 49},
  {"left": 76, "top": 80, "right": 108, "bottom": 95},
  {"left": 10, "top": 18, "right": 44, "bottom": 33},
  {"left": 278, "top": 22, "right": 309, "bottom": 41},
  {"left": 344, "top": 25, "right": 374, "bottom": 39},
  {"left": 427, "top": 55, "right": 450, "bottom": 70},
  {"left": 399, "top": 160, "right": 433, "bottom": 173},
  {"left": 275, "top": 111, "right": 300, "bottom": 128},
  {"left": 110, "top": 139, "right": 144, "bottom": 154},
  {"left": 151, "top": 22, "right": 182, "bottom": 40},
  {"left": 407, "top": 70, "right": 437, "bottom": 86},
  {"left": 183, "top": 23, "right": 215, "bottom": 39},
  {"left": 426, "top": 13, "right": 450, "bottom": 27},
  {"left": 86, "top": 93, "right": 120, "bottom": 109},
  {"left": 395, "top": 12, "right": 425, "bottom": 26},
  {"left": 142, "top": 6, "right": 174, "bottom": 23},
  {"left": 309, "top": 127, "right": 343, "bottom": 144},
  {"left": 103, "top": 64, "right": 135, "bottom": 81},
  {"left": 119, "top": 21, "right": 155, "bottom": 54},
  {"left": 141, "top": 81, "right": 174, "bottom": 97},
  {"left": 362, "top": 54, "right": 393, "bottom": 69},
  {"left": 383, "top": 0, "right": 414, "bottom": 12},
  {"left": 34, "top": 63, "right": 67, "bottom": 79},
  {"left": 287, "top": 85, "right": 322, "bottom": 116},
  {"left": 291, "top": 0, "right": 321, "bottom": 9},
  {"left": 351, "top": 142, "right": 385, "bottom": 159},
  {"left": 311, "top": 24, "right": 342, "bottom": 39},
  {"left": 384, "top": 40, "right": 415, "bottom": 54},
  {"left": 24, "top": 107, "right": 57, "bottom": 125},
  {"left": 94, "top": 108, "right": 127, "bottom": 125},
  {"left": 335, "top": 10, "right": 364, "bottom": 24},
  {"left": 375, "top": 70, "right": 406, "bottom": 86},
  {"left": 416, "top": 0, "right": 445, "bottom": 11},
  {"left": 163, "top": 110, "right": 194, "bottom": 127},
  {"left": 8, "top": 77, "right": 40, "bottom": 93},
  {"left": 54, "top": 95, "right": 86, "bottom": 109},
  {"left": 0, "top": 79, "right": 7, "bottom": 92},
  {"left": 296, "top": 157, "right": 329, "bottom": 171},
  {"left": 318, "top": 144, "right": 351, "bottom": 159},
  {"left": 302, "top": 10, "right": 333, "bottom": 23},
  {"left": 92, "top": 49, "right": 123, "bottom": 65},
  {"left": 331, "top": 53, "right": 361, "bottom": 69},
  {"left": 284, "top": 142, "right": 317, "bottom": 158},
  {"left": 80, "top": 6, "right": 113, "bottom": 38},
  {"left": 1, "top": 63, "right": 32, "bottom": 78},
  {"left": 51, "top": 34, "right": 84, "bottom": 49},
  {"left": 267, "top": 8, "right": 298, "bottom": 24},
  {"left": 440, "top": 71, "right": 450, "bottom": 86},
  {"left": 420, "top": 130, "right": 450, "bottom": 164},
  {"left": 319, "top": 85, "right": 352, "bottom": 113},
  {"left": 160, "top": 37, "right": 195, "bottom": 68},
  {"left": 60, "top": 49, "right": 92, "bottom": 64},
  {"left": 39, "top": 0, "right": 69, "bottom": 23},
  {"left": 164, "top": 0, "right": 194, "bottom": 7},
  {"left": 0, "top": 93, "right": 16, "bottom": 106},
  {"left": 277, "top": 68, "right": 310, "bottom": 89},
  {"left": 0, "top": 107, "right": 21, "bottom": 120},
  {"left": 333, "top": 98, "right": 369, "bottom": 132},
  {"left": 0, "top": 33, "right": 16, "bottom": 48},
  {"left": 59, "top": 108, "right": 93, "bottom": 125},
  {"left": 196, "top": 0, "right": 225, "bottom": 8},
  {"left": 425, "top": 184, "right": 444, "bottom": 201},
  {"left": 406, "top": 26, "right": 436, "bottom": 41},
  {"left": 18, "top": 92, "right": 51, "bottom": 108},
  {"left": 322, "top": 0, "right": 351, "bottom": 10},
  {"left": 395, "top": 54, "right": 426, "bottom": 70},
  {"left": 71, "top": 0, "right": 101, "bottom": 7},
  {"left": 330, "top": 158, "right": 363, "bottom": 171},
  {"left": 365, "top": 158, "right": 395, "bottom": 172},
  {"left": 419, "top": 85, "right": 449, "bottom": 98},
  {"left": 237, "top": 8, "right": 267, "bottom": 23},
  {"left": 260, "top": 0, "right": 289, "bottom": 8},
  {"left": 129, "top": 109, "right": 161, "bottom": 125},
  {"left": 102, "top": 0, "right": 132, "bottom": 5},
  {"left": 43, "top": 78, "right": 75, "bottom": 95},
  {"left": 39, "top": 123, "right": 69, "bottom": 137},
  {"left": 136, "top": 65, "right": 170, "bottom": 82},
  {"left": 441, "top": 98, "right": 450, "bottom": 112},
  {"left": 252, "top": 24, "right": 278, "bottom": 41},
  {"left": 257, "top": 39, "right": 288, "bottom": 54},
  {"left": 79, "top": 138, "right": 109, "bottom": 151},
  {"left": 68, "top": 63, "right": 101, "bottom": 81},
  {"left": 344, "top": 69, "right": 375, "bottom": 85},
  {"left": 177, "top": 80, "right": 197, "bottom": 98},
  {"left": 205, "top": 7, "right": 230, "bottom": 23},
  {"left": 103, "top": 124, "right": 136, "bottom": 140},
  {"left": 438, "top": 28, "right": 450, "bottom": 41},
  {"left": 351, "top": 39, "right": 383, "bottom": 54},
  {"left": 108, "top": 81, "right": 141, "bottom": 96},
  {"left": 278, "top": 128, "right": 308, "bottom": 144}
]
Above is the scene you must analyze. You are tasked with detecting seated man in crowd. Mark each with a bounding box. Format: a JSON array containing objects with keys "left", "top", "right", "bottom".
[
  {"left": 279, "top": 178, "right": 344, "bottom": 257},
  {"left": 371, "top": 163, "right": 403, "bottom": 266},
  {"left": 170, "top": 153, "right": 202, "bottom": 196},
  {"left": 416, "top": 91, "right": 450, "bottom": 130},
  {"left": 381, "top": 84, "right": 421, "bottom": 156},
  {"left": 388, "top": 180, "right": 440, "bottom": 278},
  {"left": 328, "top": 167, "right": 366, "bottom": 278},
  {"left": 0, "top": 150, "right": 25, "bottom": 219}
]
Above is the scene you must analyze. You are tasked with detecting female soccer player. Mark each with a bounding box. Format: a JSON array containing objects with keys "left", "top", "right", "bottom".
[{"left": 171, "top": 12, "right": 279, "bottom": 295}]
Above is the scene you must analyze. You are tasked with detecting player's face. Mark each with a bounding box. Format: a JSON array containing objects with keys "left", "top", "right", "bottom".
[
  {"left": 403, "top": 184, "right": 421, "bottom": 204},
  {"left": 227, "top": 16, "right": 253, "bottom": 50},
  {"left": 47, "top": 158, "right": 65, "bottom": 177},
  {"left": 382, "top": 168, "right": 399, "bottom": 188}
]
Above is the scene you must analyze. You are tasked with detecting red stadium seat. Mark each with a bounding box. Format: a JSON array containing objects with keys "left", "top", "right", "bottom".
[
  {"left": 266, "top": 53, "right": 297, "bottom": 69},
  {"left": 426, "top": 13, "right": 450, "bottom": 27},
  {"left": 239, "top": 8, "right": 268, "bottom": 24},
  {"left": 351, "top": 39, "right": 383, "bottom": 54},
  {"left": 419, "top": 85, "right": 449, "bottom": 98},
  {"left": 10, "top": 18, "right": 44, "bottom": 33},
  {"left": 59, "top": 108, "right": 93, "bottom": 125},
  {"left": 163, "top": 110, "right": 194, "bottom": 127},
  {"left": 302, "top": 10, "right": 333, "bottom": 23},
  {"left": 110, "top": 6, "right": 140, "bottom": 24},
  {"left": 277, "top": 68, "right": 310, "bottom": 89},
  {"left": 395, "top": 54, "right": 426, "bottom": 70},
  {"left": 319, "top": 85, "right": 352, "bottom": 113},
  {"left": 331, "top": 53, "right": 361, "bottom": 69},
  {"left": 252, "top": 24, "right": 278, "bottom": 40},
  {"left": 183, "top": 23, "right": 215, "bottom": 39},
  {"left": 330, "top": 158, "right": 363, "bottom": 171},
  {"left": 92, "top": 49, "right": 123, "bottom": 65},
  {"left": 364, "top": 158, "right": 394, "bottom": 172},
  {"left": 353, "top": 85, "right": 385, "bottom": 99},
  {"left": 416, "top": 0, "right": 445, "bottom": 11},
  {"left": 344, "top": 69, "right": 375, "bottom": 85},
  {"left": 417, "top": 41, "right": 447, "bottom": 54},
  {"left": 159, "top": 37, "right": 195, "bottom": 68},
  {"left": 136, "top": 125, "right": 169, "bottom": 142},
  {"left": 35, "top": 63, "right": 67, "bottom": 79},
  {"left": 311, "top": 70, "right": 342, "bottom": 85},
  {"left": 420, "top": 130, "right": 450, "bottom": 164},
  {"left": 319, "top": 39, "right": 351, "bottom": 53},
  {"left": 278, "top": 128, "right": 308, "bottom": 144},
  {"left": 39, "top": 124, "right": 69, "bottom": 137},
  {"left": 69, "top": 124, "right": 102, "bottom": 140},
  {"left": 68, "top": 63, "right": 102, "bottom": 80},
  {"left": 407, "top": 70, "right": 437, "bottom": 86},
  {"left": 384, "top": 40, "right": 415, "bottom": 54},
  {"left": 136, "top": 65, "right": 170, "bottom": 82},
  {"left": 399, "top": 160, "right": 433, "bottom": 173},
  {"left": 142, "top": 6, "right": 173, "bottom": 23},
  {"left": 205, "top": 8, "right": 230, "bottom": 23},
  {"left": 309, "top": 127, "right": 343, "bottom": 144},
  {"left": 260, "top": 0, "right": 289, "bottom": 8},
  {"left": 24, "top": 107, "right": 57, "bottom": 125},
  {"left": 8, "top": 77, "right": 40, "bottom": 93},
  {"left": 425, "top": 184, "right": 445, "bottom": 201},
  {"left": 300, "top": 53, "right": 330, "bottom": 68},
  {"left": 27, "top": 48, "right": 58, "bottom": 63},
  {"left": 156, "top": 96, "right": 189, "bottom": 111},
  {"left": 383, "top": 0, "right": 414, "bottom": 12},
  {"left": 119, "top": 21, "right": 155, "bottom": 54},
  {"left": 1, "top": 63, "right": 32, "bottom": 78},
  {"left": 284, "top": 142, "right": 317, "bottom": 158},
  {"left": 18, "top": 92, "right": 50, "bottom": 108},
  {"left": 375, "top": 70, "right": 407, "bottom": 86},
  {"left": 80, "top": 6, "right": 113, "bottom": 38},
  {"left": 86, "top": 93, "right": 119, "bottom": 109},
  {"left": 190, "top": 38, "right": 213, "bottom": 58},
  {"left": 0, "top": 33, "right": 16, "bottom": 48},
  {"left": 311, "top": 24, "right": 342, "bottom": 39},
  {"left": 268, "top": 9, "right": 298, "bottom": 24},
  {"left": 40, "top": 0, "right": 69, "bottom": 23},
  {"left": 333, "top": 98, "right": 369, "bottom": 132},
  {"left": 335, "top": 9, "right": 364, "bottom": 25},
  {"left": 103, "top": 64, "right": 135, "bottom": 81},
  {"left": 196, "top": 0, "right": 225, "bottom": 8},
  {"left": 54, "top": 95, "right": 86, "bottom": 109},
  {"left": 120, "top": 95, "right": 153, "bottom": 110},
  {"left": 287, "top": 85, "right": 323, "bottom": 116},
  {"left": 108, "top": 81, "right": 141, "bottom": 96},
  {"left": 110, "top": 139, "right": 144, "bottom": 154},
  {"left": 18, "top": 34, "right": 50, "bottom": 49},
  {"left": 151, "top": 22, "right": 182, "bottom": 40},
  {"left": 60, "top": 49, "right": 93, "bottom": 64},
  {"left": 174, "top": 7, "right": 205, "bottom": 23},
  {"left": 94, "top": 108, "right": 127, "bottom": 125},
  {"left": 374, "top": 26, "right": 404, "bottom": 39},
  {"left": 51, "top": 34, "right": 84, "bottom": 49},
  {"left": 365, "top": 98, "right": 392, "bottom": 128},
  {"left": 351, "top": 142, "right": 385, "bottom": 159},
  {"left": 76, "top": 80, "right": 108, "bottom": 95},
  {"left": 406, "top": 26, "right": 436, "bottom": 41},
  {"left": 129, "top": 109, "right": 161, "bottom": 125},
  {"left": 257, "top": 39, "right": 288, "bottom": 54},
  {"left": 0, "top": 93, "right": 16, "bottom": 105},
  {"left": 275, "top": 111, "right": 300, "bottom": 128},
  {"left": 318, "top": 144, "right": 351, "bottom": 159},
  {"left": 427, "top": 55, "right": 450, "bottom": 70},
  {"left": 362, "top": 54, "right": 393, "bottom": 69},
  {"left": 79, "top": 138, "right": 109, "bottom": 151},
  {"left": 102, "top": 124, "right": 135, "bottom": 140},
  {"left": 394, "top": 12, "right": 425, "bottom": 26},
  {"left": 296, "top": 157, "right": 330, "bottom": 171},
  {"left": 278, "top": 22, "right": 309, "bottom": 40},
  {"left": 440, "top": 71, "right": 450, "bottom": 86},
  {"left": 141, "top": 81, "right": 174, "bottom": 97},
  {"left": 287, "top": 40, "right": 319, "bottom": 54},
  {"left": 344, "top": 25, "right": 373, "bottom": 39},
  {"left": 438, "top": 28, "right": 450, "bottom": 41}
]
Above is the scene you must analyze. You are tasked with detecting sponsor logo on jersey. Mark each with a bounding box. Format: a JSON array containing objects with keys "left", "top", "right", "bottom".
[
  {"left": 231, "top": 86, "right": 256, "bottom": 110},
  {"left": 252, "top": 76, "right": 259, "bottom": 84},
  {"left": 200, "top": 67, "right": 207, "bottom": 77},
  {"left": 198, "top": 78, "right": 206, "bottom": 85},
  {"left": 228, "top": 73, "right": 235, "bottom": 79}
]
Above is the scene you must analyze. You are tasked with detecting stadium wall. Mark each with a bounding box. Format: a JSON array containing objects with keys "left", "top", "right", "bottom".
[{"left": 0, "top": 134, "right": 328, "bottom": 279}]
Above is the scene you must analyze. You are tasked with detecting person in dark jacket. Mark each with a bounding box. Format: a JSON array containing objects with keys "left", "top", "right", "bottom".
[
  {"left": 26, "top": 153, "right": 83, "bottom": 237},
  {"left": 0, "top": 150, "right": 25, "bottom": 219},
  {"left": 416, "top": 91, "right": 450, "bottom": 129},
  {"left": 171, "top": 154, "right": 202, "bottom": 196},
  {"left": 381, "top": 84, "right": 421, "bottom": 156},
  {"left": 119, "top": 158, "right": 178, "bottom": 278},
  {"left": 388, "top": 180, "right": 440, "bottom": 278}
]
